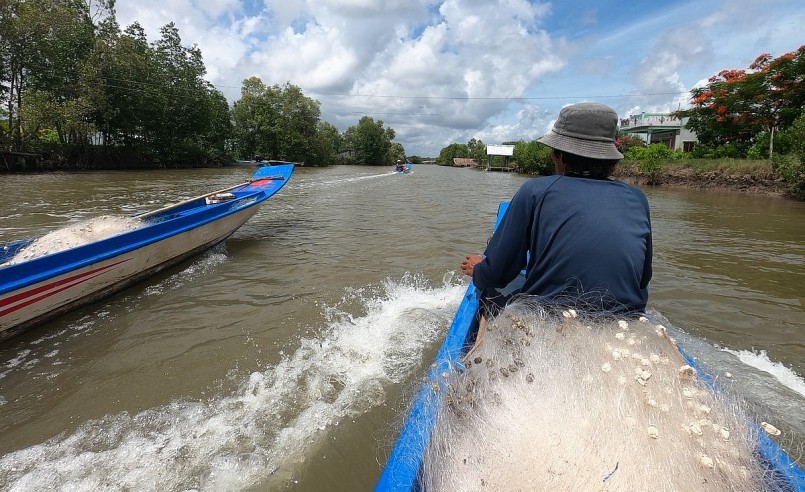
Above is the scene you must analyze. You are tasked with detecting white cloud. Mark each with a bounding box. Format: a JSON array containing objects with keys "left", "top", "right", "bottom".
[
  {"left": 114, "top": 0, "right": 803, "bottom": 156},
  {"left": 197, "top": 0, "right": 241, "bottom": 19}
]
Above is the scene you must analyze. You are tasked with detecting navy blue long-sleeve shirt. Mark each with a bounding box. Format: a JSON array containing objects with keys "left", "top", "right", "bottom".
[{"left": 473, "top": 175, "right": 652, "bottom": 314}]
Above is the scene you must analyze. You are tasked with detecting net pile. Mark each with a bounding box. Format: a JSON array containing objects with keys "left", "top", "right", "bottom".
[
  {"left": 421, "top": 300, "right": 785, "bottom": 491},
  {"left": 4, "top": 215, "right": 143, "bottom": 266}
]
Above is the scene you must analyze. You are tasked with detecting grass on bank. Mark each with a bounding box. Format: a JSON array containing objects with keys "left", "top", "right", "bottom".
[
  {"left": 614, "top": 141, "right": 805, "bottom": 197},
  {"left": 619, "top": 158, "right": 776, "bottom": 176},
  {"left": 612, "top": 158, "right": 783, "bottom": 191}
]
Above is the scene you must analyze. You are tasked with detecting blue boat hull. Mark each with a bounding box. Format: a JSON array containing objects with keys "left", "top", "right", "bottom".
[{"left": 0, "top": 164, "right": 294, "bottom": 340}]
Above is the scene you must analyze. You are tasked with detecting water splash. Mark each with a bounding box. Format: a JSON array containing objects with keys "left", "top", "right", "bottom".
[
  {"left": 721, "top": 348, "right": 805, "bottom": 398},
  {"left": 0, "top": 275, "right": 465, "bottom": 491}
]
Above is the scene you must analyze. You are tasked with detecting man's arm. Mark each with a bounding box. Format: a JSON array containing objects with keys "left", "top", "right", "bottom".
[{"left": 471, "top": 185, "right": 533, "bottom": 289}]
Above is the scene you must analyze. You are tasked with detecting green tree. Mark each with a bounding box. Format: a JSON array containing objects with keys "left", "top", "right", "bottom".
[
  {"left": 232, "top": 78, "right": 322, "bottom": 163},
  {"left": 774, "top": 112, "right": 805, "bottom": 198},
  {"left": 513, "top": 140, "right": 552, "bottom": 174},
  {"left": 310, "top": 120, "right": 341, "bottom": 166},
  {"left": 231, "top": 76, "right": 268, "bottom": 159},
  {"left": 275, "top": 83, "right": 321, "bottom": 163},
  {"left": 148, "top": 22, "right": 213, "bottom": 165},
  {"left": 27, "top": 0, "right": 96, "bottom": 143},
  {"left": 1, "top": 0, "right": 99, "bottom": 149},
  {"left": 0, "top": 0, "right": 29, "bottom": 149},
  {"left": 627, "top": 143, "right": 671, "bottom": 185},
  {"left": 437, "top": 142, "right": 469, "bottom": 165},
  {"left": 0, "top": 0, "right": 93, "bottom": 148},
  {"left": 343, "top": 116, "right": 395, "bottom": 165},
  {"left": 0, "top": 2, "right": 8, "bottom": 82},
  {"left": 199, "top": 89, "right": 233, "bottom": 158},
  {"left": 386, "top": 141, "right": 406, "bottom": 164},
  {"left": 78, "top": 21, "right": 156, "bottom": 150},
  {"left": 467, "top": 138, "right": 486, "bottom": 164},
  {"left": 0, "top": 1, "right": 231, "bottom": 168}
]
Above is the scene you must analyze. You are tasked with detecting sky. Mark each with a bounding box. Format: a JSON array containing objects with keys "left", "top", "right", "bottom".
[{"left": 115, "top": 0, "right": 804, "bottom": 157}]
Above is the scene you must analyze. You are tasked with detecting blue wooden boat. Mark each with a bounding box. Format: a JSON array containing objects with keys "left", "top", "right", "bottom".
[
  {"left": 375, "top": 201, "right": 805, "bottom": 491},
  {"left": 0, "top": 164, "right": 294, "bottom": 341}
]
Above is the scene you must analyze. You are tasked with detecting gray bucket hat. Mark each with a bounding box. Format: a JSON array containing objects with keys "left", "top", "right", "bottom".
[{"left": 537, "top": 102, "right": 623, "bottom": 160}]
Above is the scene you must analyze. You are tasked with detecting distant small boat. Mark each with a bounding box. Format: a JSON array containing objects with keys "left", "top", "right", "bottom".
[
  {"left": 375, "top": 201, "right": 805, "bottom": 491},
  {"left": 0, "top": 164, "right": 294, "bottom": 341},
  {"left": 393, "top": 162, "right": 413, "bottom": 174}
]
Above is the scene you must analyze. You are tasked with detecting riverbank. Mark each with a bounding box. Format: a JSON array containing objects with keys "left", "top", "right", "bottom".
[
  {"left": 613, "top": 159, "right": 786, "bottom": 197},
  {"left": 1, "top": 149, "right": 235, "bottom": 172}
]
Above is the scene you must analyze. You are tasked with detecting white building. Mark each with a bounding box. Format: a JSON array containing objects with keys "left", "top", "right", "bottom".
[{"left": 619, "top": 113, "right": 698, "bottom": 152}]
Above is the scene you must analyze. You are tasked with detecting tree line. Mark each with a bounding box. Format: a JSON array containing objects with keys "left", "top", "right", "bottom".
[{"left": 0, "top": 0, "right": 404, "bottom": 169}]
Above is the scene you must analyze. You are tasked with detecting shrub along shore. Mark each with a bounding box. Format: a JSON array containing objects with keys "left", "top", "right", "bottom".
[{"left": 613, "top": 159, "right": 786, "bottom": 197}]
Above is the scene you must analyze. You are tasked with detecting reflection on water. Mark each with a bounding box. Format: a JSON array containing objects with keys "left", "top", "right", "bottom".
[{"left": 0, "top": 165, "right": 803, "bottom": 490}]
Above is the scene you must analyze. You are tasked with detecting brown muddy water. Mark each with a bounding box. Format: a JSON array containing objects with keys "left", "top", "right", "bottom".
[{"left": 0, "top": 164, "right": 803, "bottom": 490}]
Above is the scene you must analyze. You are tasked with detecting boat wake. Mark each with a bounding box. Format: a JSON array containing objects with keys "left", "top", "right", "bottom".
[
  {"left": 721, "top": 348, "right": 805, "bottom": 398},
  {"left": 308, "top": 173, "right": 396, "bottom": 188},
  {"left": 0, "top": 275, "right": 465, "bottom": 491}
]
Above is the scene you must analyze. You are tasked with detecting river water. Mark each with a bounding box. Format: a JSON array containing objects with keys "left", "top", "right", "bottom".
[{"left": 0, "top": 164, "right": 803, "bottom": 490}]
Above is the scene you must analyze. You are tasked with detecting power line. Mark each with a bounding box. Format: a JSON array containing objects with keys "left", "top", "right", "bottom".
[
  {"left": 310, "top": 90, "right": 690, "bottom": 101},
  {"left": 349, "top": 112, "right": 440, "bottom": 116},
  {"left": 94, "top": 75, "right": 692, "bottom": 102}
]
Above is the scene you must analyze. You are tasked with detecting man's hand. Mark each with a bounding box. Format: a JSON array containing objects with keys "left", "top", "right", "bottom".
[{"left": 460, "top": 254, "right": 483, "bottom": 277}]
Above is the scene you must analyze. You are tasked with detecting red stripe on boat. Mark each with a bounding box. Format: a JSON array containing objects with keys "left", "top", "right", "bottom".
[{"left": 0, "top": 259, "right": 130, "bottom": 315}]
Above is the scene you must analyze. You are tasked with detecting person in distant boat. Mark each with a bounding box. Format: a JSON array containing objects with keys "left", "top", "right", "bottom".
[
  {"left": 395, "top": 160, "right": 406, "bottom": 172},
  {"left": 460, "top": 102, "right": 652, "bottom": 315}
]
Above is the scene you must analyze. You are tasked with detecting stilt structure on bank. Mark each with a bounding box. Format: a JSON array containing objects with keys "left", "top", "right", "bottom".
[{"left": 486, "top": 144, "right": 515, "bottom": 172}]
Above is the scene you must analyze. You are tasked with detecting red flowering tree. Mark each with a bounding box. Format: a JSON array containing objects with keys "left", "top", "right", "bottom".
[{"left": 677, "top": 46, "right": 805, "bottom": 154}]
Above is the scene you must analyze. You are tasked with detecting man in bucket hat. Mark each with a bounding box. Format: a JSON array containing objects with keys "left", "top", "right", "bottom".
[{"left": 460, "top": 102, "right": 652, "bottom": 315}]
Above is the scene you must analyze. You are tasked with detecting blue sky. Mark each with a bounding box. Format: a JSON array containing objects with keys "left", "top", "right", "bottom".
[{"left": 117, "top": 0, "right": 804, "bottom": 157}]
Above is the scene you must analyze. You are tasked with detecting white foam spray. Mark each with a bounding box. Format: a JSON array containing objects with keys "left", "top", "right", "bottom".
[
  {"left": 0, "top": 275, "right": 465, "bottom": 491},
  {"left": 721, "top": 348, "right": 805, "bottom": 398}
]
